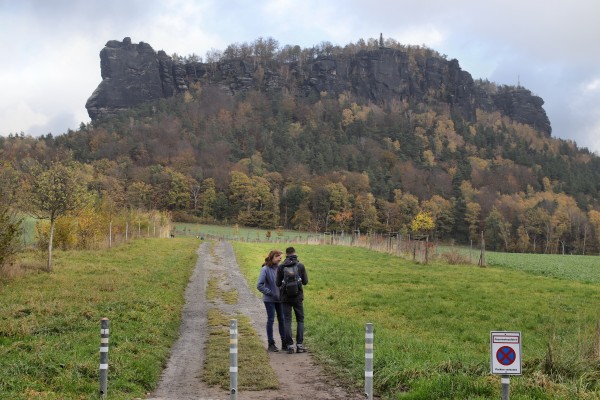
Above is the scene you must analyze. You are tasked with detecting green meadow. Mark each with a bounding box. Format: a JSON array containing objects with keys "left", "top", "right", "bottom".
[
  {"left": 234, "top": 243, "right": 600, "bottom": 399},
  {"left": 173, "top": 222, "right": 313, "bottom": 241},
  {"left": 2, "top": 234, "right": 599, "bottom": 399},
  {"left": 439, "top": 245, "right": 600, "bottom": 284},
  {"left": 0, "top": 238, "right": 199, "bottom": 400},
  {"left": 486, "top": 252, "right": 600, "bottom": 284}
]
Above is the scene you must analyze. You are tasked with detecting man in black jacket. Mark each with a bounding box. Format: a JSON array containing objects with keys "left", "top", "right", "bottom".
[{"left": 276, "top": 246, "right": 309, "bottom": 353}]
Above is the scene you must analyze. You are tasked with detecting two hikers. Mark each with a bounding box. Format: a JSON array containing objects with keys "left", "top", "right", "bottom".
[{"left": 257, "top": 246, "right": 309, "bottom": 354}]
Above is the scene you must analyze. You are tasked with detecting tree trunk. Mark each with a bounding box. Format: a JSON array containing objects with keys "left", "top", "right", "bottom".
[{"left": 47, "top": 218, "right": 55, "bottom": 272}]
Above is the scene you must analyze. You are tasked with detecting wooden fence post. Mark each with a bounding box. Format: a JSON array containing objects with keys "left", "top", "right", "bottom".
[{"left": 478, "top": 231, "right": 486, "bottom": 267}]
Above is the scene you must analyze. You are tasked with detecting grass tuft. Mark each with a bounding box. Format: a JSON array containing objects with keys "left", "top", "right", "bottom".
[{"left": 203, "top": 308, "right": 278, "bottom": 390}]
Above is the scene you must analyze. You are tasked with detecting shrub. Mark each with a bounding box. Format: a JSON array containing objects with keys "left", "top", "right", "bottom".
[
  {"left": 0, "top": 206, "right": 22, "bottom": 269},
  {"left": 441, "top": 250, "right": 470, "bottom": 265}
]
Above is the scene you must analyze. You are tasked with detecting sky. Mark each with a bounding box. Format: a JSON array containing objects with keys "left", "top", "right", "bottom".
[{"left": 1, "top": 0, "right": 600, "bottom": 153}]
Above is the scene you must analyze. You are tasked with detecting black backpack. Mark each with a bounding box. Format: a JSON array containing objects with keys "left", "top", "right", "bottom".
[{"left": 282, "top": 264, "right": 301, "bottom": 297}]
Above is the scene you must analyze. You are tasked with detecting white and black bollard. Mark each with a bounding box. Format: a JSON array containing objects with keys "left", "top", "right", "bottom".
[
  {"left": 501, "top": 375, "right": 510, "bottom": 400},
  {"left": 230, "top": 319, "right": 238, "bottom": 400},
  {"left": 364, "top": 322, "right": 374, "bottom": 400},
  {"left": 99, "top": 318, "right": 110, "bottom": 399}
]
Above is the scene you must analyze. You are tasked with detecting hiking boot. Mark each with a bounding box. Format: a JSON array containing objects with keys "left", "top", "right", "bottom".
[
  {"left": 268, "top": 343, "right": 279, "bottom": 352},
  {"left": 296, "top": 344, "right": 307, "bottom": 353},
  {"left": 287, "top": 345, "right": 295, "bottom": 354}
]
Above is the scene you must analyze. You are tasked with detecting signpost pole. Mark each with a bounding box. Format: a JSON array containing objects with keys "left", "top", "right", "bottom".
[{"left": 501, "top": 375, "right": 510, "bottom": 400}]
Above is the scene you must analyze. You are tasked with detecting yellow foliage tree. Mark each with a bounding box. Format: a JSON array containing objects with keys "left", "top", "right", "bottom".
[{"left": 410, "top": 212, "right": 434, "bottom": 235}]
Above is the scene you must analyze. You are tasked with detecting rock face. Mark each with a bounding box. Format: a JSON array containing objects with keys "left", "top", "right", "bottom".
[
  {"left": 86, "top": 38, "right": 158, "bottom": 119},
  {"left": 86, "top": 38, "right": 551, "bottom": 135}
]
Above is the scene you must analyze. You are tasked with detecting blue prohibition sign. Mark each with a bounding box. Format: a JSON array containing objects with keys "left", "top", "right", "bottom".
[{"left": 496, "top": 346, "right": 516, "bottom": 365}]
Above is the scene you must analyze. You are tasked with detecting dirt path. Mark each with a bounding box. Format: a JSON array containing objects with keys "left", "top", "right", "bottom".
[{"left": 147, "top": 241, "right": 364, "bottom": 400}]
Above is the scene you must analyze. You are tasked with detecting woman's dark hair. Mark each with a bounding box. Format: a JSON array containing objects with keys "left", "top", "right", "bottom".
[{"left": 264, "top": 250, "right": 282, "bottom": 266}]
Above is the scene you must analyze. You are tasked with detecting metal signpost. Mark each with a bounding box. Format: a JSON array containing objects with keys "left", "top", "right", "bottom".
[{"left": 490, "top": 331, "right": 522, "bottom": 400}]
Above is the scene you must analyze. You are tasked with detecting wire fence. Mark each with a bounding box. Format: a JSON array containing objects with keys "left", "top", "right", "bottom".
[{"left": 184, "top": 230, "right": 462, "bottom": 264}]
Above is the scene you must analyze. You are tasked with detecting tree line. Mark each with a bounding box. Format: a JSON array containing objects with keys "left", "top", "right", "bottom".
[
  {"left": 185, "top": 36, "right": 442, "bottom": 66},
  {"left": 3, "top": 54, "right": 600, "bottom": 266},
  {"left": 0, "top": 160, "right": 173, "bottom": 272}
]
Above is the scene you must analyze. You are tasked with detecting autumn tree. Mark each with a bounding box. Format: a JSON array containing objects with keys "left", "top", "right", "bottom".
[
  {"left": 410, "top": 211, "right": 435, "bottom": 235},
  {"left": 309, "top": 186, "right": 332, "bottom": 232},
  {"left": 229, "top": 171, "right": 277, "bottom": 227},
  {"left": 484, "top": 207, "right": 511, "bottom": 251},
  {"left": 588, "top": 210, "right": 600, "bottom": 255},
  {"left": 190, "top": 179, "right": 201, "bottom": 210},
  {"left": 127, "top": 181, "right": 152, "bottom": 210},
  {"left": 229, "top": 171, "right": 255, "bottom": 214},
  {"left": 25, "top": 161, "right": 89, "bottom": 272},
  {"left": 149, "top": 166, "right": 190, "bottom": 210},
  {"left": 0, "top": 205, "right": 21, "bottom": 268},
  {"left": 353, "top": 193, "right": 379, "bottom": 232},
  {"left": 95, "top": 175, "right": 126, "bottom": 248},
  {"left": 422, "top": 195, "right": 454, "bottom": 240},
  {"left": 523, "top": 206, "right": 550, "bottom": 253},
  {"left": 390, "top": 190, "right": 419, "bottom": 233},
  {"left": 281, "top": 184, "right": 310, "bottom": 228},
  {"left": 199, "top": 178, "right": 217, "bottom": 219},
  {"left": 326, "top": 182, "right": 352, "bottom": 232},
  {"left": 0, "top": 163, "right": 22, "bottom": 268},
  {"left": 465, "top": 201, "right": 482, "bottom": 242}
]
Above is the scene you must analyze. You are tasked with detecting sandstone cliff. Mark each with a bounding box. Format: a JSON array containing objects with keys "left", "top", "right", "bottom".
[{"left": 86, "top": 37, "right": 551, "bottom": 135}]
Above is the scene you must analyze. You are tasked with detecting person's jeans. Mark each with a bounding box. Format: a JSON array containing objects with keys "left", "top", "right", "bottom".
[
  {"left": 264, "top": 301, "right": 285, "bottom": 344},
  {"left": 282, "top": 300, "right": 304, "bottom": 347}
]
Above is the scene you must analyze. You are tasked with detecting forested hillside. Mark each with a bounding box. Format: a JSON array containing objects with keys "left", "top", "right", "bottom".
[{"left": 2, "top": 37, "right": 600, "bottom": 255}]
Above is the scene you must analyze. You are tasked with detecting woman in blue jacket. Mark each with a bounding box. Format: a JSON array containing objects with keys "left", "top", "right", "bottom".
[{"left": 256, "top": 250, "right": 285, "bottom": 352}]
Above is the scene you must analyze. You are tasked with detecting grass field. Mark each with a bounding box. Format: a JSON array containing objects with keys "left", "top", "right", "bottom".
[
  {"left": 0, "top": 237, "right": 199, "bottom": 400},
  {"left": 3, "top": 230, "right": 599, "bottom": 399},
  {"left": 486, "top": 252, "right": 600, "bottom": 284},
  {"left": 233, "top": 243, "right": 600, "bottom": 399},
  {"left": 173, "top": 222, "right": 314, "bottom": 241},
  {"left": 438, "top": 245, "right": 600, "bottom": 284}
]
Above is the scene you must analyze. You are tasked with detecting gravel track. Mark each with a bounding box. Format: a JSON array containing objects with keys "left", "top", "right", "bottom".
[{"left": 146, "top": 240, "right": 363, "bottom": 400}]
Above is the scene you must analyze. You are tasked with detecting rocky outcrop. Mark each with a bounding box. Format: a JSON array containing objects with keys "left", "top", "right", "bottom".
[
  {"left": 86, "top": 38, "right": 164, "bottom": 120},
  {"left": 491, "top": 88, "right": 551, "bottom": 134},
  {"left": 86, "top": 38, "right": 551, "bottom": 135}
]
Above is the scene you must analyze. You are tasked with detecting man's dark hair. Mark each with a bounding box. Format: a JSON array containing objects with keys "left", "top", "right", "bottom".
[{"left": 285, "top": 246, "right": 296, "bottom": 255}]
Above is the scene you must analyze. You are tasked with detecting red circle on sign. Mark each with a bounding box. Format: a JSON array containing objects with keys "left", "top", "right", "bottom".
[{"left": 496, "top": 346, "right": 516, "bottom": 366}]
